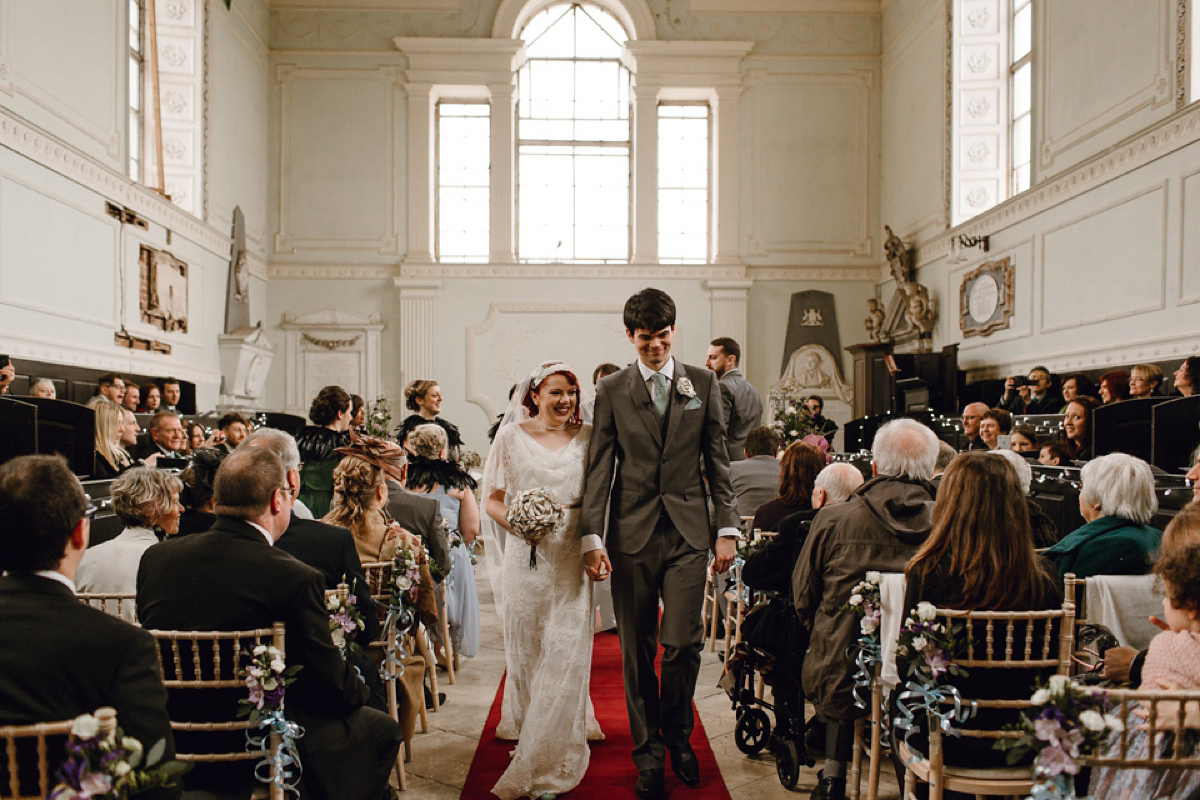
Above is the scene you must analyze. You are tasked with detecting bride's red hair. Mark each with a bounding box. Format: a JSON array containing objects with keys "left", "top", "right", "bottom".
[{"left": 522, "top": 369, "right": 583, "bottom": 426}]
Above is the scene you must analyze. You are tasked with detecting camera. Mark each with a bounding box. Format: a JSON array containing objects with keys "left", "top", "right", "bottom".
[{"left": 1011, "top": 376, "right": 1035, "bottom": 388}]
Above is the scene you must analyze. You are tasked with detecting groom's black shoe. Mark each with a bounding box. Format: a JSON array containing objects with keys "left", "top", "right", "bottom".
[
  {"left": 634, "top": 768, "right": 664, "bottom": 800},
  {"left": 667, "top": 742, "right": 700, "bottom": 787}
]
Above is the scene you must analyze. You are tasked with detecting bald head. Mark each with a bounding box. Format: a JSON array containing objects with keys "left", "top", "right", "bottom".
[
  {"left": 961, "top": 402, "right": 989, "bottom": 438},
  {"left": 214, "top": 447, "right": 286, "bottom": 521},
  {"left": 872, "top": 418, "right": 939, "bottom": 480}
]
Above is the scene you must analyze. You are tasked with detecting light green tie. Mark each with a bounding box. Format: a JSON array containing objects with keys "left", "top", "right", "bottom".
[{"left": 650, "top": 372, "right": 669, "bottom": 419}]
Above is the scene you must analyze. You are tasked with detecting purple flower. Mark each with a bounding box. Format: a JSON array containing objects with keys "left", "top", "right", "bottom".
[
  {"left": 1033, "top": 716, "right": 1062, "bottom": 742},
  {"left": 247, "top": 682, "right": 265, "bottom": 709},
  {"left": 924, "top": 649, "right": 951, "bottom": 678},
  {"left": 1035, "top": 742, "right": 1078, "bottom": 776}
]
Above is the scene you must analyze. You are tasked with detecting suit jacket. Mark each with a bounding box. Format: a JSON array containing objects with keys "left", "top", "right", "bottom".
[
  {"left": 729, "top": 455, "right": 781, "bottom": 519},
  {"left": 385, "top": 480, "right": 450, "bottom": 578},
  {"left": 584, "top": 360, "right": 739, "bottom": 553},
  {"left": 718, "top": 368, "right": 763, "bottom": 462},
  {"left": 999, "top": 392, "right": 1059, "bottom": 416},
  {"left": 0, "top": 574, "right": 174, "bottom": 757},
  {"left": 75, "top": 526, "right": 159, "bottom": 622},
  {"left": 275, "top": 512, "right": 380, "bottom": 645}
]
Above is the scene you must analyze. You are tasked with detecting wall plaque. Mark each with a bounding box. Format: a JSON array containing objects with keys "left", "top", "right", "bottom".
[{"left": 959, "top": 256, "right": 1014, "bottom": 337}]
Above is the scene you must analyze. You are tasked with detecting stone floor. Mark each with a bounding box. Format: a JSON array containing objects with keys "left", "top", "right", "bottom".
[{"left": 404, "top": 562, "right": 902, "bottom": 799}]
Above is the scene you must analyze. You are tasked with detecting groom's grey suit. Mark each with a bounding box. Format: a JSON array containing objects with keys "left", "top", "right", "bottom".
[{"left": 583, "top": 358, "right": 739, "bottom": 771}]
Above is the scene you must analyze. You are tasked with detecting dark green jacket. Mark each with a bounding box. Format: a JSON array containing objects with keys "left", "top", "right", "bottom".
[{"left": 1044, "top": 515, "right": 1161, "bottom": 579}]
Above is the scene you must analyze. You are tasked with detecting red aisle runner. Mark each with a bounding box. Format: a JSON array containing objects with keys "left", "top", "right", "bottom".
[{"left": 460, "top": 632, "right": 732, "bottom": 799}]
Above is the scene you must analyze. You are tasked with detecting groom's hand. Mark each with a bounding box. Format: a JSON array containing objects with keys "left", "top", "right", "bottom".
[
  {"left": 584, "top": 549, "right": 612, "bottom": 582},
  {"left": 713, "top": 537, "right": 737, "bottom": 573}
]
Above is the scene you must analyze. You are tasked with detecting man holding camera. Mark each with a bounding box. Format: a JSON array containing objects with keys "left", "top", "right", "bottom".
[{"left": 999, "top": 366, "right": 1058, "bottom": 415}]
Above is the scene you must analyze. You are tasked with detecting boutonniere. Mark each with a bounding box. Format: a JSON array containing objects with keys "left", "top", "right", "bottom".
[{"left": 677, "top": 377, "right": 702, "bottom": 410}]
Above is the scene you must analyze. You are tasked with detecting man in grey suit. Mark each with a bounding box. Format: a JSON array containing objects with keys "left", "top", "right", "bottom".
[
  {"left": 385, "top": 473, "right": 450, "bottom": 580},
  {"left": 730, "top": 426, "right": 782, "bottom": 519},
  {"left": 583, "top": 288, "right": 740, "bottom": 800},
  {"left": 705, "top": 337, "right": 763, "bottom": 462}
]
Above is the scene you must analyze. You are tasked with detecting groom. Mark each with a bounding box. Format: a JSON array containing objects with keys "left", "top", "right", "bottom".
[{"left": 582, "top": 288, "right": 740, "bottom": 800}]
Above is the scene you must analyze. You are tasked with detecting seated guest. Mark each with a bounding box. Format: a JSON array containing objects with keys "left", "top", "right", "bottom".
[
  {"left": 92, "top": 401, "right": 133, "bottom": 479},
  {"left": 95, "top": 372, "right": 126, "bottom": 406},
  {"left": 1009, "top": 424, "right": 1039, "bottom": 452},
  {"left": 1058, "top": 372, "right": 1097, "bottom": 412},
  {"left": 793, "top": 418, "right": 939, "bottom": 800},
  {"left": 959, "top": 402, "right": 990, "bottom": 450},
  {"left": 0, "top": 357, "right": 13, "bottom": 394},
  {"left": 176, "top": 448, "right": 224, "bottom": 536},
  {"left": 929, "top": 440, "right": 957, "bottom": 493},
  {"left": 1044, "top": 452, "right": 1161, "bottom": 579},
  {"left": 296, "top": 385, "right": 353, "bottom": 518},
  {"left": 159, "top": 377, "right": 182, "bottom": 413},
  {"left": 1098, "top": 369, "right": 1131, "bottom": 404},
  {"left": 137, "top": 448, "right": 402, "bottom": 800},
  {"left": 1039, "top": 441, "right": 1071, "bottom": 466},
  {"left": 216, "top": 412, "right": 249, "bottom": 453},
  {"left": 1172, "top": 355, "right": 1198, "bottom": 396},
  {"left": 183, "top": 421, "right": 206, "bottom": 456},
  {"left": 978, "top": 407, "right": 1012, "bottom": 450},
  {"left": 751, "top": 441, "right": 825, "bottom": 533},
  {"left": 1129, "top": 363, "right": 1164, "bottom": 398},
  {"left": 895, "top": 450, "right": 1062, "bottom": 771},
  {"left": 0, "top": 456, "right": 176, "bottom": 778},
  {"left": 76, "top": 467, "right": 182, "bottom": 619},
  {"left": 122, "top": 383, "right": 139, "bottom": 411},
  {"left": 384, "top": 462, "right": 450, "bottom": 583},
  {"left": 324, "top": 436, "right": 423, "bottom": 565},
  {"left": 119, "top": 406, "right": 141, "bottom": 456},
  {"left": 1063, "top": 395, "right": 1100, "bottom": 461},
  {"left": 138, "top": 382, "right": 161, "bottom": 413},
  {"left": 730, "top": 426, "right": 782, "bottom": 519},
  {"left": 989, "top": 449, "right": 1058, "bottom": 548},
  {"left": 28, "top": 377, "right": 56, "bottom": 399},
  {"left": 999, "top": 365, "right": 1059, "bottom": 415},
  {"left": 136, "top": 411, "right": 186, "bottom": 461},
  {"left": 803, "top": 395, "right": 839, "bottom": 446}
]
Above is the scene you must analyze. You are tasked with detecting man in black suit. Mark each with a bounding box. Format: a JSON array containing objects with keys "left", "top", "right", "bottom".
[
  {"left": 135, "top": 411, "right": 187, "bottom": 461},
  {"left": 137, "top": 447, "right": 401, "bottom": 800},
  {"left": 0, "top": 456, "right": 175, "bottom": 765}
]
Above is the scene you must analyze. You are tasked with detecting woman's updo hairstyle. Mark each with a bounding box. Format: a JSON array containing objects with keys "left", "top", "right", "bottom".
[
  {"left": 408, "top": 423, "right": 449, "bottom": 459},
  {"left": 327, "top": 456, "right": 385, "bottom": 528},
  {"left": 521, "top": 369, "right": 583, "bottom": 425},
  {"left": 180, "top": 448, "right": 225, "bottom": 511},
  {"left": 309, "top": 385, "right": 351, "bottom": 426},
  {"left": 404, "top": 379, "right": 438, "bottom": 412}
]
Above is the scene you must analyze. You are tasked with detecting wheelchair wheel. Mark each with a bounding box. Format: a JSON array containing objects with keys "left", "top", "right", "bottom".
[
  {"left": 734, "top": 707, "right": 771, "bottom": 755},
  {"left": 774, "top": 738, "right": 800, "bottom": 790}
]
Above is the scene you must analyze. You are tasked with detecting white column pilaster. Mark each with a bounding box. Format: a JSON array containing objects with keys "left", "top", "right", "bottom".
[
  {"left": 705, "top": 280, "right": 753, "bottom": 369},
  {"left": 402, "top": 82, "right": 436, "bottom": 266},
  {"left": 712, "top": 85, "right": 743, "bottom": 266},
  {"left": 395, "top": 279, "right": 442, "bottom": 384},
  {"left": 631, "top": 81, "right": 659, "bottom": 264},
  {"left": 490, "top": 81, "right": 518, "bottom": 263}
]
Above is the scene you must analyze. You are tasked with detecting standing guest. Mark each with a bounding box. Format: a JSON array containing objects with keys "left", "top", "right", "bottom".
[
  {"left": 139, "top": 382, "right": 161, "bottom": 413},
  {"left": 76, "top": 467, "right": 183, "bottom": 621},
  {"left": 1063, "top": 395, "right": 1100, "bottom": 461},
  {"left": 705, "top": 336, "right": 763, "bottom": 462},
  {"left": 0, "top": 456, "right": 175, "bottom": 774},
  {"left": 1009, "top": 424, "right": 1040, "bottom": 452},
  {"left": 137, "top": 448, "right": 402, "bottom": 800},
  {"left": 395, "top": 379, "right": 463, "bottom": 457},
  {"left": 1098, "top": 370, "right": 1131, "bottom": 404},
  {"left": 176, "top": 448, "right": 224, "bottom": 536},
  {"left": 122, "top": 384, "right": 140, "bottom": 412},
  {"left": 1058, "top": 372, "right": 1097, "bottom": 412},
  {"left": 159, "top": 378, "right": 182, "bottom": 413},
  {"left": 136, "top": 411, "right": 187, "bottom": 461},
  {"left": 295, "top": 385, "right": 353, "bottom": 518},
  {"left": 28, "top": 377, "right": 56, "bottom": 399},
  {"left": 793, "top": 418, "right": 939, "bottom": 800},
  {"left": 593, "top": 362, "right": 620, "bottom": 383},
  {"left": 978, "top": 407, "right": 1012, "bottom": 450},
  {"left": 92, "top": 401, "right": 133, "bottom": 479},
  {"left": 95, "top": 373, "right": 126, "bottom": 405},
  {"left": 582, "top": 364, "right": 621, "bottom": 426},
  {"left": 1039, "top": 441, "right": 1071, "bottom": 467},
  {"left": 960, "top": 402, "right": 990, "bottom": 450},
  {"left": 350, "top": 394, "right": 366, "bottom": 432},
  {"left": 751, "top": 441, "right": 825, "bottom": 532},
  {"left": 730, "top": 426, "right": 783, "bottom": 519},
  {"left": 1129, "top": 364, "right": 1164, "bottom": 398},
  {"left": 216, "top": 412, "right": 249, "bottom": 453},
  {"left": 803, "top": 395, "right": 840, "bottom": 446},
  {"left": 1172, "top": 356, "right": 1199, "bottom": 396},
  {"left": 1044, "top": 452, "right": 1161, "bottom": 579},
  {"left": 999, "top": 366, "right": 1059, "bottom": 415}
]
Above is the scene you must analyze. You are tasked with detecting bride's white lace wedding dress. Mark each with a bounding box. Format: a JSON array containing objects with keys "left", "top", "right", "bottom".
[{"left": 486, "top": 422, "right": 602, "bottom": 800}]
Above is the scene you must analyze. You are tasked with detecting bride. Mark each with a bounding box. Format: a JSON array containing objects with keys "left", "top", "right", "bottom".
[{"left": 482, "top": 361, "right": 603, "bottom": 800}]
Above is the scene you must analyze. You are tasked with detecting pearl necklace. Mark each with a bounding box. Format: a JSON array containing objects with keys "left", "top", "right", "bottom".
[{"left": 532, "top": 416, "right": 569, "bottom": 431}]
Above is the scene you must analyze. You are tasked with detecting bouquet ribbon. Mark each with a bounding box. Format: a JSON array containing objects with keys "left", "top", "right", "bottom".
[
  {"left": 848, "top": 636, "right": 881, "bottom": 712},
  {"left": 247, "top": 707, "right": 304, "bottom": 799},
  {"left": 380, "top": 607, "right": 414, "bottom": 683},
  {"left": 893, "top": 678, "right": 977, "bottom": 754}
]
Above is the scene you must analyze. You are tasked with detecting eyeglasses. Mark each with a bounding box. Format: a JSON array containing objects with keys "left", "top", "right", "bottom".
[
  {"left": 83, "top": 500, "right": 98, "bottom": 521},
  {"left": 277, "top": 486, "right": 294, "bottom": 498}
]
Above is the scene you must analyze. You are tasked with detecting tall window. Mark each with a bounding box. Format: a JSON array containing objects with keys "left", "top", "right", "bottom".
[
  {"left": 437, "top": 102, "right": 491, "bottom": 263},
  {"left": 1009, "top": 0, "right": 1032, "bottom": 195},
  {"left": 517, "top": 4, "right": 631, "bottom": 263},
  {"left": 128, "top": 0, "right": 143, "bottom": 182},
  {"left": 657, "top": 104, "right": 709, "bottom": 264}
]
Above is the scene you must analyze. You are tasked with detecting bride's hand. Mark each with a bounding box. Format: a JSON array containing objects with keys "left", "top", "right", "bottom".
[{"left": 584, "top": 549, "right": 611, "bottom": 582}]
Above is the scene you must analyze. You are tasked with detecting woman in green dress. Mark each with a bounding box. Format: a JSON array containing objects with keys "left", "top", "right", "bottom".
[{"left": 295, "top": 384, "right": 352, "bottom": 518}]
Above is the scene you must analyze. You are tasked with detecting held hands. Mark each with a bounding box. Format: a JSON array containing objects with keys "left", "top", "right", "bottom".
[
  {"left": 713, "top": 536, "right": 737, "bottom": 574},
  {"left": 584, "top": 549, "right": 611, "bottom": 582}
]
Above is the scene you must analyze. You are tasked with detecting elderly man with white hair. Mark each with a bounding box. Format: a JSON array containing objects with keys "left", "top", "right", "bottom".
[
  {"left": 1043, "top": 452, "right": 1161, "bottom": 580},
  {"left": 792, "top": 418, "right": 939, "bottom": 800},
  {"left": 987, "top": 449, "right": 1059, "bottom": 548}
]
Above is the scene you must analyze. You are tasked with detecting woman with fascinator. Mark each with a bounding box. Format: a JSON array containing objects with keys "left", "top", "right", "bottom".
[{"left": 482, "top": 361, "right": 603, "bottom": 800}]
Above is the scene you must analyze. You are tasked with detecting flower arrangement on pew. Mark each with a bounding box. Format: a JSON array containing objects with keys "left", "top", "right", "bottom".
[
  {"left": 50, "top": 711, "right": 188, "bottom": 799},
  {"left": 363, "top": 395, "right": 394, "bottom": 441},
  {"left": 892, "top": 602, "right": 976, "bottom": 746},
  {"left": 843, "top": 571, "right": 883, "bottom": 710},
  {"left": 736, "top": 529, "right": 770, "bottom": 562},
  {"left": 326, "top": 581, "right": 367, "bottom": 660},
  {"left": 237, "top": 644, "right": 304, "bottom": 797},
  {"left": 994, "top": 675, "right": 1122, "bottom": 799}
]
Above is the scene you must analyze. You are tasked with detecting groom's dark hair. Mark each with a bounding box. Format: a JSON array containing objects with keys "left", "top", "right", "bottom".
[{"left": 624, "top": 288, "right": 676, "bottom": 333}]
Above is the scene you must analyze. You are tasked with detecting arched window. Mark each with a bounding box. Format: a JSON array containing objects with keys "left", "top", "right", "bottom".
[{"left": 517, "top": 4, "right": 631, "bottom": 263}]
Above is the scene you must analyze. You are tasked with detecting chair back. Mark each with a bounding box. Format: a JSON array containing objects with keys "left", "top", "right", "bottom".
[
  {"left": 0, "top": 707, "right": 116, "bottom": 800},
  {"left": 77, "top": 592, "right": 138, "bottom": 625},
  {"left": 1083, "top": 688, "right": 1200, "bottom": 769},
  {"left": 361, "top": 560, "right": 393, "bottom": 601}
]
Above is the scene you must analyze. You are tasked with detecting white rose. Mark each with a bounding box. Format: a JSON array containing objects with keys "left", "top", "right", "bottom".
[
  {"left": 1048, "top": 674, "right": 1070, "bottom": 693},
  {"left": 326, "top": 595, "right": 339, "bottom": 611},
  {"left": 911, "top": 635, "right": 928, "bottom": 651},
  {"left": 113, "top": 761, "right": 132, "bottom": 777},
  {"left": 253, "top": 645, "right": 268, "bottom": 655},
  {"left": 395, "top": 576, "right": 413, "bottom": 592},
  {"left": 1104, "top": 714, "right": 1124, "bottom": 732},
  {"left": 866, "top": 571, "right": 881, "bottom": 584},
  {"left": 121, "top": 736, "right": 142, "bottom": 755},
  {"left": 270, "top": 658, "right": 286, "bottom": 673},
  {"left": 1079, "top": 710, "right": 1106, "bottom": 732},
  {"left": 71, "top": 714, "right": 100, "bottom": 739},
  {"left": 849, "top": 594, "right": 863, "bottom": 606},
  {"left": 331, "top": 629, "right": 345, "bottom": 649},
  {"left": 860, "top": 617, "right": 878, "bottom": 635},
  {"left": 916, "top": 602, "right": 937, "bottom": 621},
  {"left": 1031, "top": 688, "right": 1052, "bottom": 705}
]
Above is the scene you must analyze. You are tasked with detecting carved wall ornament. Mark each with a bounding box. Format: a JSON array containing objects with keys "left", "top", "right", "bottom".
[
  {"left": 967, "top": 6, "right": 992, "bottom": 29},
  {"left": 968, "top": 141, "right": 991, "bottom": 162},
  {"left": 163, "top": 138, "right": 185, "bottom": 160},
  {"left": 966, "top": 187, "right": 990, "bottom": 207},
  {"left": 883, "top": 224, "right": 914, "bottom": 285},
  {"left": 139, "top": 245, "right": 188, "bottom": 333},
  {"left": 959, "top": 256, "right": 1015, "bottom": 337},
  {"left": 301, "top": 333, "right": 363, "bottom": 351},
  {"left": 801, "top": 308, "right": 824, "bottom": 326},
  {"left": 967, "top": 50, "right": 992, "bottom": 73},
  {"left": 163, "top": 91, "right": 186, "bottom": 114},
  {"left": 864, "top": 298, "right": 885, "bottom": 343},
  {"left": 162, "top": 44, "right": 187, "bottom": 68},
  {"left": 967, "top": 96, "right": 991, "bottom": 118},
  {"left": 164, "top": 0, "right": 187, "bottom": 21}
]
